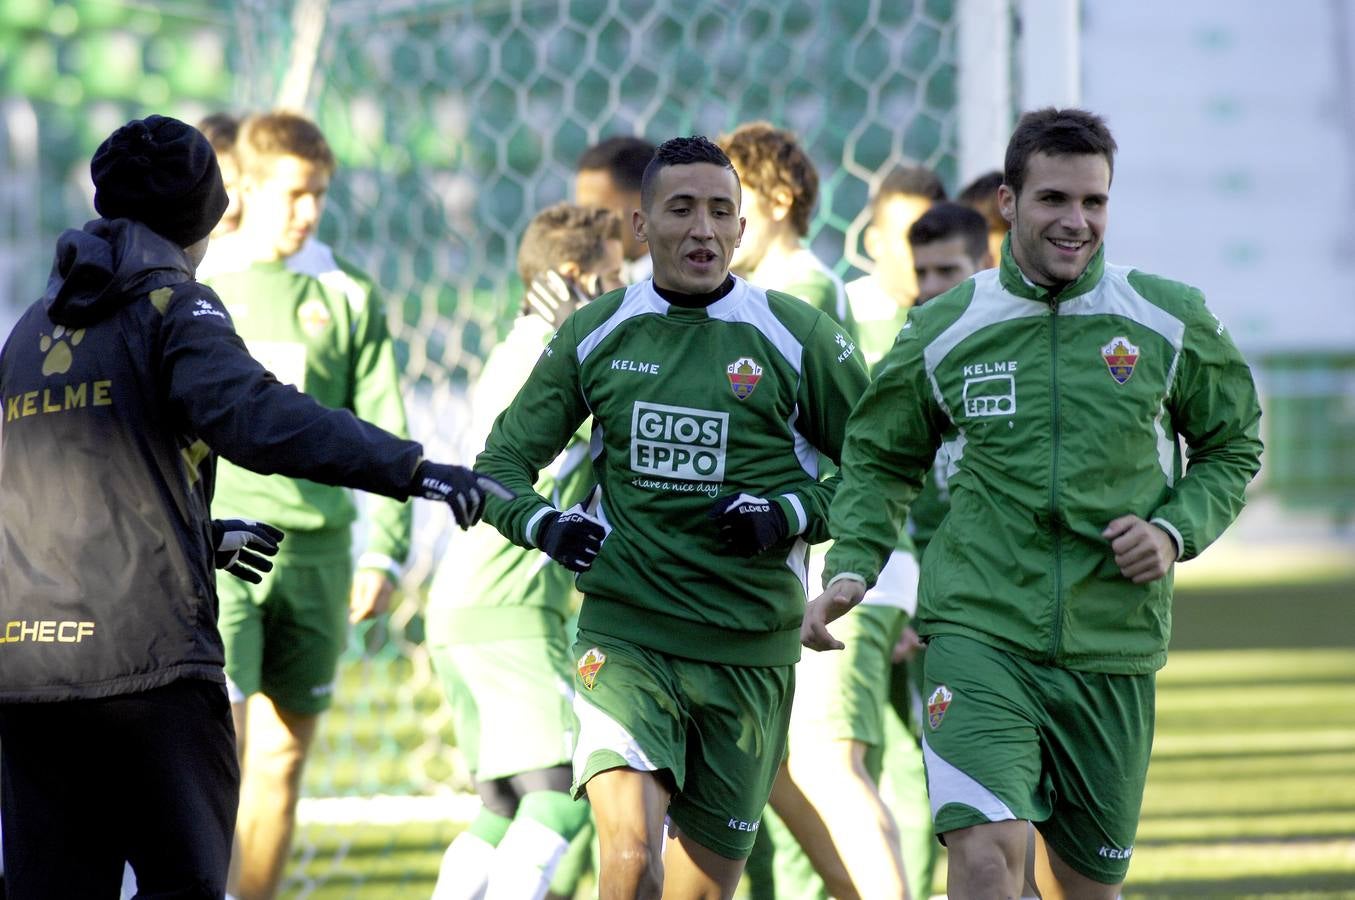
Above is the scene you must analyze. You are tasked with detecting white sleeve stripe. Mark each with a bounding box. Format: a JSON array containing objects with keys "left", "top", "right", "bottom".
[
  {"left": 825, "top": 572, "right": 867, "bottom": 588},
  {"left": 356, "top": 552, "right": 401, "bottom": 578},
  {"left": 781, "top": 493, "right": 807, "bottom": 535},
  {"left": 1149, "top": 517, "right": 1185, "bottom": 560},
  {"left": 525, "top": 505, "right": 556, "bottom": 547}
]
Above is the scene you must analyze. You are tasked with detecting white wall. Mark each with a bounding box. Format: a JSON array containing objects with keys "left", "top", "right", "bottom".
[{"left": 1080, "top": 0, "right": 1355, "bottom": 353}]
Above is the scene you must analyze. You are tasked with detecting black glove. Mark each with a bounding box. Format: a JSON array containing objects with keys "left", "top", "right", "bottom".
[
  {"left": 708, "top": 493, "right": 789, "bottom": 557},
  {"left": 212, "top": 519, "right": 285, "bottom": 584},
  {"left": 537, "top": 508, "right": 606, "bottom": 572},
  {"left": 411, "top": 461, "right": 514, "bottom": 530}
]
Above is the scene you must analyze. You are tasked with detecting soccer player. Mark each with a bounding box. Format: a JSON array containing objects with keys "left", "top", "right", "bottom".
[
  {"left": 476, "top": 135, "right": 869, "bottom": 898},
  {"left": 909, "top": 202, "right": 995, "bottom": 310},
  {"left": 808, "top": 107, "right": 1264, "bottom": 899},
  {"left": 426, "top": 202, "right": 624, "bottom": 900},
  {"left": 198, "top": 112, "right": 244, "bottom": 238},
  {"left": 574, "top": 135, "right": 657, "bottom": 283},
  {"left": 957, "top": 169, "right": 1009, "bottom": 273},
  {"left": 845, "top": 165, "right": 946, "bottom": 364},
  {"left": 720, "top": 121, "right": 854, "bottom": 333},
  {"left": 718, "top": 119, "right": 914, "bottom": 900},
  {"left": 0, "top": 114, "right": 491, "bottom": 900},
  {"left": 199, "top": 110, "right": 414, "bottom": 900}
]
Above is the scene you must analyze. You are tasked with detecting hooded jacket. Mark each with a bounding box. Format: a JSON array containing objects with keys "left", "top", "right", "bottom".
[{"left": 0, "top": 219, "right": 423, "bottom": 702}]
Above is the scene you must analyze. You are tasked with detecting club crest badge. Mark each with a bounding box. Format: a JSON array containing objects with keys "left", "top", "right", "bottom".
[
  {"left": 1101, "top": 336, "right": 1139, "bottom": 385},
  {"left": 298, "top": 298, "right": 332, "bottom": 337},
  {"left": 726, "top": 357, "right": 763, "bottom": 400},
  {"left": 927, "top": 685, "right": 953, "bottom": 730},
  {"left": 577, "top": 647, "right": 607, "bottom": 691}
]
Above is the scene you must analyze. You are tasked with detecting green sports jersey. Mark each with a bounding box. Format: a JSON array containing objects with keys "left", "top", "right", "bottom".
[
  {"left": 476, "top": 276, "right": 870, "bottom": 666},
  {"left": 826, "top": 241, "right": 1263, "bottom": 673},
  {"left": 750, "top": 247, "right": 856, "bottom": 339},
  {"left": 426, "top": 314, "right": 591, "bottom": 639},
  {"left": 202, "top": 238, "right": 412, "bottom": 569}
]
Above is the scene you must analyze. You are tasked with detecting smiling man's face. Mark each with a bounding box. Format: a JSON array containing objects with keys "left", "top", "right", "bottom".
[{"left": 1000, "top": 151, "right": 1109, "bottom": 288}]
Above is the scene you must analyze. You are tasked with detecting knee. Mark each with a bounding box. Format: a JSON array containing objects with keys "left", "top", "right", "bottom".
[
  {"left": 947, "top": 822, "right": 1025, "bottom": 892},
  {"left": 600, "top": 838, "right": 663, "bottom": 892}
]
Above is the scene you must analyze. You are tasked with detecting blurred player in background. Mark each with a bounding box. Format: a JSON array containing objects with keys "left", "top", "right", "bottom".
[
  {"left": 957, "top": 169, "right": 1009, "bottom": 271},
  {"left": 719, "top": 119, "right": 915, "bottom": 900},
  {"left": 198, "top": 112, "right": 244, "bottom": 238},
  {"left": 574, "top": 135, "right": 656, "bottom": 284},
  {"left": 845, "top": 165, "right": 946, "bottom": 363},
  {"left": 0, "top": 113, "right": 490, "bottom": 900},
  {"left": 909, "top": 201, "right": 994, "bottom": 310},
  {"left": 426, "top": 202, "right": 623, "bottom": 900},
  {"left": 200, "top": 110, "right": 415, "bottom": 900},
  {"left": 809, "top": 107, "right": 1264, "bottom": 899},
  {"left": 720, "top": 121, "right": 854, "bottom": 333},
  {"left": 477, "top": 135, "right": 868, "bottom": 897}
]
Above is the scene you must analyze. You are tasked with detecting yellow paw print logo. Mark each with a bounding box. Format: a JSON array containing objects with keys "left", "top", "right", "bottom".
[{"left": 39, "top": 326, "right": 85, "bottom": 376}]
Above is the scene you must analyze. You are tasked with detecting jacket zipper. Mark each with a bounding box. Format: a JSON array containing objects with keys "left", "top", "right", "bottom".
[{"left": 1047, "top": 296, "right": 1064, "bottom": 662}]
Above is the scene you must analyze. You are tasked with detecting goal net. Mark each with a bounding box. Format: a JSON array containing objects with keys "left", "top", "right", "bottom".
[{"left": 0, "top": 0, "right": 984, "bottom": 893}]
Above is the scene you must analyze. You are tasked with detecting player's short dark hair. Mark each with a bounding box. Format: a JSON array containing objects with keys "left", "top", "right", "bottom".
[
  {"left": 718, "top": 121, "right": 818, "bottom": 237},
  {"left": 576, "top": 136, "right": 656, "bottom": 193},
  {"left": 957, "top": 170, "right": 1007, "bottom": 235},
  {"left": 197, "top": 112, "right": 240, "bottom": 156},
  {"left": 907, "top": 202, "right": 990, "bottom": 262},
  {"left": 639, "top": 136, "right": 735, "bottom": 212},
  {"left": 516, "top": 202, "right": 622, "bottom": 287},
  {"left": 873, "top": 164, "right": 947, "bottom": 217},
  {"left": 1004, "top": 107, "right": 1117, "bottom": 197}
]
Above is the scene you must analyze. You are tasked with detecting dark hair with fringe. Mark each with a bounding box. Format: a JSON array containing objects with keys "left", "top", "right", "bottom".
[
  {"left": 639, "top": 135, "right": 735, "bottom": 211},
  {"left": 577, "top": 135, "right": 656, "bottom": 192},
  {"left": 907, "top": 202, "right": 991, "bottom": 263},
  {"left": 1004, "top": 107, "right": 1117, "bottom": 197}
]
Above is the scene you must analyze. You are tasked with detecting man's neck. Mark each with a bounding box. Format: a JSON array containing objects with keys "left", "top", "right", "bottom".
[
  {"left": 653, "top": 274, "right": 736, "bottom": 308},
  {"left": 231, "top": 226, "right": 287, "bottom": 265},
  {"left": 753, "top": 232, "right": 804, "bottom": 276}
]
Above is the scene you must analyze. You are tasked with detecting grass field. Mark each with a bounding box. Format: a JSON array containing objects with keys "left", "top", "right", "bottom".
[{"left": 282, "top": 572, "right": 1355, "bottom": 898}]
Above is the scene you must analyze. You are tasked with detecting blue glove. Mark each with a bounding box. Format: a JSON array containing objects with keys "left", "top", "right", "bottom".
[
  {"left": 537, "top": 508, "right": 607, "bottom": 572},
  {"left": 212, "top": 519, "right": 284, "bottom": 583},
  {"left": 708, "top": 493, "right": 788, "bottom": 557}
]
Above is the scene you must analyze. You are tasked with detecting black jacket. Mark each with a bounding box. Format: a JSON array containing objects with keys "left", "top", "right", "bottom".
[{"left": 0, "top": 219, "right": 423, "bottom": 702}]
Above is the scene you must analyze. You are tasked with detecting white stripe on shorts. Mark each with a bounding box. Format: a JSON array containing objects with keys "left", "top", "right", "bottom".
[
  {"left": 922, "top": 734, "right": 1017, "bottom": 823},
  {"left": 572, "top": 694, "right": 661, "bottom": 785}
]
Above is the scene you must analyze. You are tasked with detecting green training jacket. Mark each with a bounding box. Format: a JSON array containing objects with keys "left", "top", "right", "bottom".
[
  {"left": 476, "top": 276, "right": 869, "bottom": 666},
  {"left": 825, "top": 241, "right": 1263, "bottom": 673}
]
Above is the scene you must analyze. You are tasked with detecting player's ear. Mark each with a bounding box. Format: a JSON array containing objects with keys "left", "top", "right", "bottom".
[
  {"left": 863, "top": 222, "right": 882, "bottom": 262},
  {"left": 735, "top": 215, "right": 746, "bottom": 247},
  {"left": 998, "top": 184, "right": 1017, "bottom": 225},
  {"left": 769, "top": 187, "right": 794, "bottom": 222},
  {"left": 557, "top": 260, "right": 582, "bottom": 281},
  {"left": 633, "top": 208, "right": 647, "bottom": 244}
]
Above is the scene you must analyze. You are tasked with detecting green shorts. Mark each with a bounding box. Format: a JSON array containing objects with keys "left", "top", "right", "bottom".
[
  {"left": 428, "top": 608, "right": 576, "bottom": 781},
  {"left": 790, "top": 603, "right": 905, "bottom": 748},
  {"left": 570, "top": 629, "right": 793, "bottom": 860},
  {"left": 921, "top": 635, "right": 1154, "bottom": 884},
  {"left": 217, "top": 551, "right": 351, "bottom": 715}
]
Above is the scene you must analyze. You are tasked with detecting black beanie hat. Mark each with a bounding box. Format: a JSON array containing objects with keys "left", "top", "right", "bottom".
[{"left": 91, "top": 114, "right": 229, "bottom": 248}]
